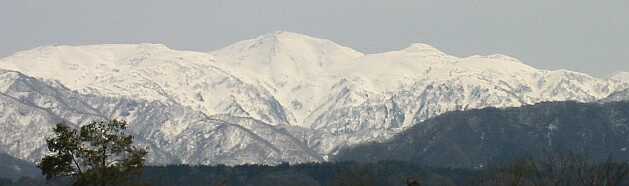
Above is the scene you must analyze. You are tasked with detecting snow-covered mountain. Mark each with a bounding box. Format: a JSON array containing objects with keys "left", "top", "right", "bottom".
[
  {"left": 0, "top": 69, "right": 322, "bottom": 165},
  {"left": 0, "top": 31, "right": 627, "bottom": 165},
  {"left": 610, "top": 72, "right": 629, "bottom": 84}
]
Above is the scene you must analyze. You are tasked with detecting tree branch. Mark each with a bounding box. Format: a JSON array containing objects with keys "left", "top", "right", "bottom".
[{"left": 69, "top": 150, "right": 83, "bottom": 175}]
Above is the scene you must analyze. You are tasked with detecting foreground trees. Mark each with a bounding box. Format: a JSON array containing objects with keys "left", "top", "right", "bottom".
[
  {"left": 38, "top": 120, "right": 147, "bottom": 186},
  {"left": 135, "top": 154, "right": 628, "bottom": 186}
]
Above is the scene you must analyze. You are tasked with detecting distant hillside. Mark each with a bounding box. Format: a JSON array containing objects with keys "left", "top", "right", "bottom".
[
  {"left": 0, "top": 153, "right": 39, "bottom": 180},
  {"left": 602, "top": 88, "right": 629, "bottom": 102},
  {"left": 335, "top": 101, "right": 629, "bottom": 168}
]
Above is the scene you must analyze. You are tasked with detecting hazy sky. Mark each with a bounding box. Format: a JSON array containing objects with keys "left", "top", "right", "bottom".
[{"left": 1, "top": 0, "right": 627, "bottom": 77}]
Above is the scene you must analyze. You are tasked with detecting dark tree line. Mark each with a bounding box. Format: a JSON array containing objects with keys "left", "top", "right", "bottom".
[
  {"left": 476, "top": 153, "right": 629, "bottom": 186},
  {"left": 3, "top": 153, "right": 628, "bottom": 186}
]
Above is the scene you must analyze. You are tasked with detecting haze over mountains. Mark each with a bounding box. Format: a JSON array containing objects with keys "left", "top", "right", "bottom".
[{"left": 0, "top": 31, "right": 628, "bottom": 166}]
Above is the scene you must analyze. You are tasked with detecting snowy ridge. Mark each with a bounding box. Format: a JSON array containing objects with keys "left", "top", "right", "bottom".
[
  {"left": 610, "top": 72, "right": 629, "bottom": 84},
  {"left": 0, "top": 32, "right": 627, "bottom": 165}
]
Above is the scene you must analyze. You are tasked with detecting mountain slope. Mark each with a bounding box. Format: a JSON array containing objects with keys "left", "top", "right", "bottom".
[
  {"left": 0, "top": 69, "right": 320, "bottom": 165},
  {"left": 0, "top": 32, "right": 627, "bottom": 164},
  {"left": 335, "top": 101, "right": 629, "bottom": 168},
  {"left": 0, "top": 44, "right": 291, "bottom": 126},
  {"left": 602, "top": 88, "right": 629, "bottom": 102},
  {"left": 209, "top": 31, "right": 364, "bottom": 125}
]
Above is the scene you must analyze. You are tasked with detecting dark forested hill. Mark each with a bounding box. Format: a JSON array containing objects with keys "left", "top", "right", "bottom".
[
  {"left": 0, "top": 153, "right": 39, "bottom": 180},
  {"left": 335, "top": 101, "right": 629, "bottom": 168}
]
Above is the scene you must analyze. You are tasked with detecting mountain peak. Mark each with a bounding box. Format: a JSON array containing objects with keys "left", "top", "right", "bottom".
[
  {"left": 402, "top": 43, "right": 446, "bottom": 56},
  {"left": 251, "top": 31, "right": 327, "bottom": 46},
  {"left": 610, "top": 72, "right": 629, "bottom": 82},
  {"left": 485, "top": 54, "right": 520, "bottom": 62},
  {"left": 262, "top": 31, "right": 310, "bottom": 39},
  {"left": 464, "top": 54, "right": 524, "bottom": 64},
  {"left": 212, "top": 31, "right": 363, "bottom": 63}
]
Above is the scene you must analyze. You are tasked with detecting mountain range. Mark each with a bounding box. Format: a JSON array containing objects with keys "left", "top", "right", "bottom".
[{"left": 0, "top": 31, "right": 628, "bottom": 165}]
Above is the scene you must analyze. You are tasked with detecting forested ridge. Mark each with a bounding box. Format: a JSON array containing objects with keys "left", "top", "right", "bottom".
[{"left": 337, "top": 101, "right": 629, "bottom": 168}]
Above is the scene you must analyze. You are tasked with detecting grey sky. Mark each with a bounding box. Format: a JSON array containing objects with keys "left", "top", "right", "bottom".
[{"left": 1, "top": 0, "right": 627, "bottom": 77}]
